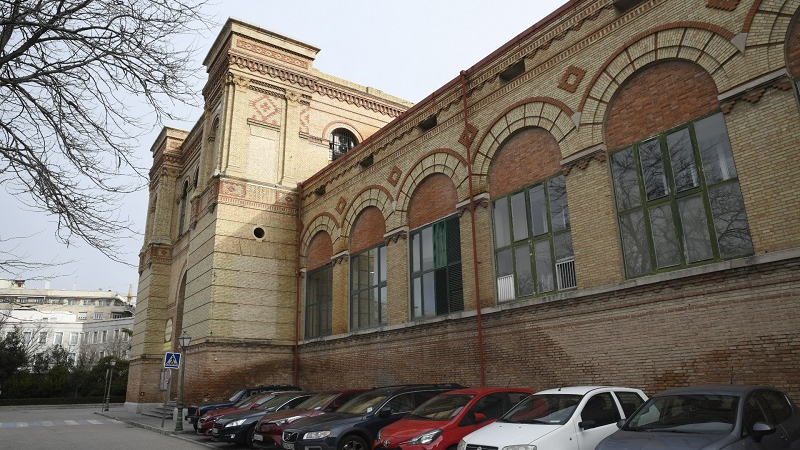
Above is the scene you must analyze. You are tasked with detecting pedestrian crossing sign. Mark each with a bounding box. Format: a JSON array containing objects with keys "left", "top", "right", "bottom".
[{"left": 164, "top": 352, "right": 181, "bottom": 369}]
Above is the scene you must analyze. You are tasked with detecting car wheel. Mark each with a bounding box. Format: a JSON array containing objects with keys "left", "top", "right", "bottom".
[
  {"left": 246, "top": 425, "right": 256, "bottom": 448},
  {"left": 339, "top": 435, "right": 368, "bottom": 450},
  {"left": 192, "top": 421, "right": 198, "bottom": 431}
]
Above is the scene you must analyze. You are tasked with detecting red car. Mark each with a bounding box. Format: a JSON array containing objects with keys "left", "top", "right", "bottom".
[
  {"left": 197, "top": 391, "right": 286, "bottom": 436},
  {"left": 252, "top": 390, "right": 364, "bottom": 447},
  {"left": 374, "top": 387, "right": 534, "bottom": 450}
]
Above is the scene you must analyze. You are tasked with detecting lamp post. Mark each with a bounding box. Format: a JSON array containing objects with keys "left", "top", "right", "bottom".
[
  {"left": 103, "top": 359, "right": 117, "bottom": 411},
  {"left": 175, "top": 331, "right": 191, "bottom": 432}
]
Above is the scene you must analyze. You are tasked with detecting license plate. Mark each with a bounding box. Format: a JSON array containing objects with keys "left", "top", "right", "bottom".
[
  {"left": 254, "top": 434, "right": 263, "bottom": 442},
  {"left": 284, "top": 443, "right": 295, "bottom": 450}
]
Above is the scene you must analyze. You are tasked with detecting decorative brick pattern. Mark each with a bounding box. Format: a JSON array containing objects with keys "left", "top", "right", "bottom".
[
  {"left": 250, "top": 93, "right": 282, "bottom": 126},
  {"left": 558, "top": 65, "right": 587, "bottom": 93},
  {"left": 335, "top": 197, "right": 347, "bottom": 215},
  {"left": 341, "top": 185, "right": 394, "bottom": 240},
  {"left": 395, "top": 150, "right": 469, "bottom": 227},
  {"left": 487, "top": 127, "right": 562, "bottom": 198},
  {"left": 706, "top": 0, "right": 740, "bottom": 10},
  {"left": 387, "top": 166, "right": 402, "bottom": 186}
]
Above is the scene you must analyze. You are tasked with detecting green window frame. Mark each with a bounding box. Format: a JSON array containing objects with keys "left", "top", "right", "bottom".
[
  {"left": 610, "top": 111, "right": 753, "bottom": 278},
  {"left": 350, "top": 244, "right": 387, "bottom": 330},
  {"left": 492, "top": 174, "right": 575, "bottom": 302},
  {"left": 409, "top": 215, "right": 463, "bottom": 319},
  {"left": 305, "top": 264, "right": 332, "bottom": 338}
]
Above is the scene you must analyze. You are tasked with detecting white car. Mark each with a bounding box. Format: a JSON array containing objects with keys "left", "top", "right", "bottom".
[{"left": 457, "top": 386, "right": 647, "bottom": 450}]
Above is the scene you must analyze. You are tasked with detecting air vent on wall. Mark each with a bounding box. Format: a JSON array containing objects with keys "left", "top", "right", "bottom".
[
  {"left": 418, "top": 115, "right": 437, "bottom": 132},
  {"left": 613, "top": 0, "right": 646, "bottom": 12},
  {"left": 498, "top": 60, "right": 525, "bottom": 84}
]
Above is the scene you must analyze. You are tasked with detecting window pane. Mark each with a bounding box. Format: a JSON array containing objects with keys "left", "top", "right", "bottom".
[
  {"left": 667, "top": 128, "right": 699, "bottom": 192},
  {"left": 368, "top": 287, "right": 377, "bottom": 327},
  {"left": 380, "top": 286, "right": 387, "bottom": 325},
  {"left": 433, "top": 221, "right": 447, "bottom": 269},
  {"left": 497, "top": 249, "right": 513, "bottom": 277},
  {"left": 493, "top": 199, "right": 511, "bottom": 248},
  {"left": 548, "top": 175, "right": 570, "bottom": 231},
  {"left": 511, "top": 192, "right": 529, "bottom": 241},
  {"left": 649, "top": 204, "right": 681, "bottom": 268},
  {"left": 553, "top": 232, "right": 574, "bottom": 261},
  {"left": 639, "top": 139, "right": 668, "bottom": 200},
  {"left": 620, "top": 210, "right": 652, "bottom": 277},
  {"left": 534, "top": 240, "right": 554, "bottom": 293},
  {"left": 678, "top": 195, "right": 714, "bottom": 263},
  {"left": 529, "top": 185, "right": 548, "bottom": 236},
  {"left": 611, "top": 147, "right": 641, "bottom": 210},
  {"left": 413, "top": 276, "right": 422, "bottom": 317},
  {"left": 379, "top": 246, "right": 387, "bottom": 281},
  {"left": 421, "top": 227, "right": 434, "bottom": 271},
  {"left": 514, "top": 244, "right": 534, "bottom": 297},
  {"left": 708, "top": 182, "right": 753, "bottom": 258},
  {"left": 412, "top": 233, "right": 421, "bottom": 272},
  {"left": 696, "top": 113, "right": 737, "bottom": 184},
  {"left": 423, "top": 272, "right": 435, "bottom": 317},
  {"left": 496, "top": 249, "right": 514, "bottom": 302}
]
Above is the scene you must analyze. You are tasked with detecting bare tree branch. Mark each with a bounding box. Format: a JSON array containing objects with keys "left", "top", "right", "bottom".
[{"left": 0, "top": 0, "right": 211, "bottom": 268}]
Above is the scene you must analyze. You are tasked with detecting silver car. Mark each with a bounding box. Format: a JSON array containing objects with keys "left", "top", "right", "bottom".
[{"left": 596, "top": 385, "right": 800, "bottom": 450}]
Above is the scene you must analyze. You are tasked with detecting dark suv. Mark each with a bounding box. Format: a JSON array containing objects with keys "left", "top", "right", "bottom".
[
  {"left": 282, "top": 384, "right": 463, "bottom": 450},
  {"left": 186, "top": 384, "right": 301, "bottom": 430}
]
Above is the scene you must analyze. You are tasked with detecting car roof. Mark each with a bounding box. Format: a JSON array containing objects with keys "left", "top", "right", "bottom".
[
  {"left": 535, "top": 386, "right": 641, "bottom": 395},
  {"left": 653, "top": 385, "right": 777, "bottom": 397},
  {"left": 437, "top": 387, "right": 535, "bottom": 395},
  {"left": 366, "top": 383, "right": 464, "bottom": 395}
]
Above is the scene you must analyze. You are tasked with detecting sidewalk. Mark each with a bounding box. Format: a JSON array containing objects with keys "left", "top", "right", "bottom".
[{"left": 96, "top": 406, "right": 218, "bottom": 448}]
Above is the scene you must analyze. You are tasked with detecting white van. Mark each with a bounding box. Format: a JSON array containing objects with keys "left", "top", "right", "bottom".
[{"left": 457, "top": 386, "right": 647, "bottom": 450}]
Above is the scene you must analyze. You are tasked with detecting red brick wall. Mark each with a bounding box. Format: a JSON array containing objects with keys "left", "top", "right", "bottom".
[
  {"left": 489, "top": 127, "right": 562, "bottom": 197},
  {"left": 297, "top": 258, "right": 800, "bottom": 400},
  {"left": 350, "top": 207, "right": 386, "bottom": 253},
  {"left": 306, "top": 231, "right": 332, "bottom": 270},
  {"left": 605, "top": 61, "right": 720, "bottom": 150},
  {"left": 789, "top": 15, "right": 800, "bottom": 76},
  {"left": 408, "top": 173, "right": 457, "bottom": 229}
]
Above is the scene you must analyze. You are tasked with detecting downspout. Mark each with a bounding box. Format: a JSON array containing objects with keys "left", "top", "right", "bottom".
[
  {"left": 460, "top": 70, "right": 486, "bottom": 387},
  {"left": 294, "top": 181, "right": 304, "bottom": 387}
]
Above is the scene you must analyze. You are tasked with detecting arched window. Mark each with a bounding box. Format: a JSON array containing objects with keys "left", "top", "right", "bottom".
[
  {"left": 329, "top": 128, "right": 358, "bottom": 161},
  {"left": 178, "top": 181, "right": 189, "bottom": 236}
]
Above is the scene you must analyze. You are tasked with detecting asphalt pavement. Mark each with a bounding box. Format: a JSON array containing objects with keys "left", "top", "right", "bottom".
[{"left": 96, "top": 405, "right": 224, "bottom": 448}]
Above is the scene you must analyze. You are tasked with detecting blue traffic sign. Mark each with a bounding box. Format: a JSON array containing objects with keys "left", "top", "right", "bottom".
[{"left": 164, "top": 352, "right": 181, "bottom": 369}]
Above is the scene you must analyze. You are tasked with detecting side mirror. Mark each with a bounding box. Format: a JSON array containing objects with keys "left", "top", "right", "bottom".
[
  {"left": 578, "top": 420, "right": 597, "bottom": 430},
  {"left": 615, "top": 419, "right": 625, "bottom": 429},
  {"left": 752, "top": 422, "right": 776, "bottom": 442},
  {"left": 474, "top": 412, "right": 487, "bottom": 423},
  {"left": 377, "top": 406, "right": 393, "bottom": 418}
]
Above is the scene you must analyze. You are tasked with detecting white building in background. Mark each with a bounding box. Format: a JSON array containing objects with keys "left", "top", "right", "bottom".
[{"left": 0, "top": 279, "right": 134, "bottom": 364}]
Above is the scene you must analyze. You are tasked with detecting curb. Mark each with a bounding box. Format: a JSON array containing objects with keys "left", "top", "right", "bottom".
[{"left": 95, "top": 411, "right": 218, "bottom": 449}]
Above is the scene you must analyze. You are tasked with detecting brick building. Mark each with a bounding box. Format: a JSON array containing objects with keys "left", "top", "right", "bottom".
[{"left": 127, "top": 0, "right": 800, "bottom": 412}]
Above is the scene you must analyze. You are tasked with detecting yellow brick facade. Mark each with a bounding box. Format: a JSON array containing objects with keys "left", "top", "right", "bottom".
[{"left": 129, "top": 1, "right": 800, "bottom": 408}]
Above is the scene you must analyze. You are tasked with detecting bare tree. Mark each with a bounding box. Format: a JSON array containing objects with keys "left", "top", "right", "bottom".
[{"left": 0, "top": 0, "right": 210, "bottom": 270}]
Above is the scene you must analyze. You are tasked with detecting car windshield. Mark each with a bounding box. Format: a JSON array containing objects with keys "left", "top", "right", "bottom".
[
  {"left": 499, "top": 393, "right": 582, "bottom": 425},
  {"left": 336, "top": 391, "right": 389, "bottom": 415},
  {"left": 624, "top": 394, "right": 737, "bottom": 434},
  {"left": 233, "top": 392, "right": 262, "bottom": 407},
  {"left": 255, "top": 394, "right": 299, "bottom": 411},
  {"left": 406, "top": 394, "right": 475, "bottom": 420},
  {"left": 228, "top": 389, "right": 247, "bottom": 402},
  {"left": 296, "top": 393, "right": 339, "bottom": 411}
]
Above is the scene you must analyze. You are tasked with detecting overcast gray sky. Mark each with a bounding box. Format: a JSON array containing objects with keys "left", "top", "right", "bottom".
[{"left": 6, "top": 0, "right": 558, "bottom": 297}]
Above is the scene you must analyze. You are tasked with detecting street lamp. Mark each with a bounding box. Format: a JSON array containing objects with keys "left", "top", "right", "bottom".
[
  {"left": 103, "top": 359, "right": 117, "bottom": 411},
  {"left": 174, "top": 331, "right": 191, "bottom": 432}
]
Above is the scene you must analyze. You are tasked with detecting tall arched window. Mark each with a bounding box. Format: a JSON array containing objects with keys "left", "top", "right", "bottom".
[
  {"left": 178, "top": 181, "right": 189, "bottom": 236},
  {"left": 329, "top": 128, "right": 358, "bottom": 161}
]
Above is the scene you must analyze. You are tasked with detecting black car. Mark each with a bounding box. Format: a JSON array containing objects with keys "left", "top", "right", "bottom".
[
  {"left": 213, "top": 391, "right": 316, "bottom": 447},
  {"left": 282, "top": 384, "right": 463, "bottom": 450},
  {"left": 597, "top": 385, "right": 800, "bottom": 450},
  {"left": 186, "top": 384, "right": 300, "bottom": 430}
]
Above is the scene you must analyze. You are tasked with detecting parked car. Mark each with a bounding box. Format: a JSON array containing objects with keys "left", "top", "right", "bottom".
[
  {"left": 458, "top": 386, "right": 647, "bottom": 450},
  {"left": 282, "top": 384, "right": 464, "bottom": 450},
  {"left": 253, "top": 390, "right": 367, "bottom": 447},
  {"left": 375, "top": 387, "right": 534, "bottom": 450},
  {"left": 213, "top": 391, "right": 316, "bottom": 447},
  {"left": 198, "top": 390, "right": 287, "bottom": 436},
  {"left": 186, "top": 384, "right": 301, "bottom": 430},
  {"left": 596, "top": 385, "right": 800, "bottom": 450}
]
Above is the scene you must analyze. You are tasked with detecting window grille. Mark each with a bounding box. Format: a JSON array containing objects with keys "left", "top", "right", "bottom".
[{"left": 556, "top": 259, "right": 577, "bottom": 290}]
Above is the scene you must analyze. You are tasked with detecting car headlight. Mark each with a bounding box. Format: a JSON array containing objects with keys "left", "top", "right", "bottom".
[
  {"left": 225, "top": 419, "right": 247, "bottom": 428},
  {"left": 457, "top": 440, "right": 467, "bottom": 450},
  {"left": 404, "top": 429, "right": 442, "bottom": 445},
  {"left": 304, "top": 430, "right": 331, "bottom": 440},
  {"left": 274, "top": 416, "right": 304, "bottom": 426},
  {"left": 502, "top": 446, "right": 537, "bottom": 450}
]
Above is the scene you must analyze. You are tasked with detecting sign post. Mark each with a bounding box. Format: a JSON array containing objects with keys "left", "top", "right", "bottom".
[{"left": 162, "top": 352, "right": 181, "bottom": 429}]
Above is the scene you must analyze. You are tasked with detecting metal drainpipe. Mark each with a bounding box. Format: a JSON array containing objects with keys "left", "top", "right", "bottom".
[
  {"left": 294, "top": 181, "right": 303, "bottom": 387},
  {"left": 460, "top": 70, "right": 486, "bottom": 387}
]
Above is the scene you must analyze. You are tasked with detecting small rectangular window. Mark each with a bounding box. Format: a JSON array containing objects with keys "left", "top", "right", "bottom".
[
  {"left": 94, "top": 312, "right": 103, "bottom": 320},
  {"left": 77, "top": 312, "right": 87, "bottom": 320},
  {"left": 54, "top": 332, "right": 63, "bottom": 345},
  {"left": 38, "top": 331, "right": 47, "bottom": 344},
  {"left": 70, "top": 333, "right": 79, "bottom": 344}
]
